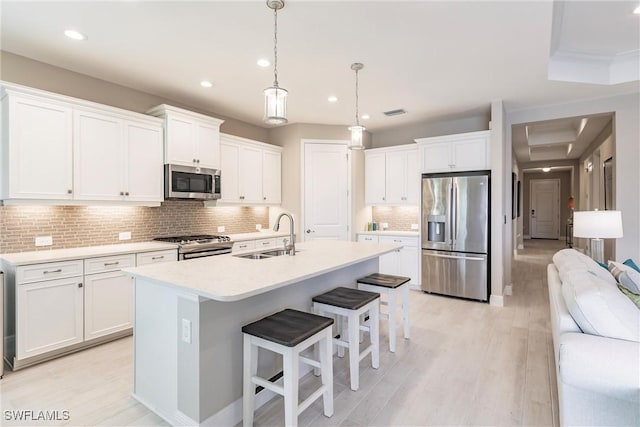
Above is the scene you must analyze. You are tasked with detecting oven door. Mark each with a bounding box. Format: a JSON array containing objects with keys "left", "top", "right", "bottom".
[
  {"left": 180, "top": 248, "right": 231, "bottom": 260},
  {"left": 165, "top": 164, "right": 221, "bottom": 200}
]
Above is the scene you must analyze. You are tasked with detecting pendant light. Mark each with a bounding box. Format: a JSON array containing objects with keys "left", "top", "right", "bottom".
[
  {"left": 348, "top": 63, "right": 365, "bottom": 150},
  {"left": 264, "top": 0, "right": 288, "bottom": 125}
]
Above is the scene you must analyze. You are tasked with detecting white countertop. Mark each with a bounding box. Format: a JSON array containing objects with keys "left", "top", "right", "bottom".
[
  {"left": 228, "top": 231, "right": 291, "bottom": 242},
  {"left": 124, "top": 240, "right": 400, "bottom": 302},
  {"left": 0, "top": 242, "right": 179, "bottom": 266},
  {"left": 357, "top": 230, "right": 420, "bottom": 237}
]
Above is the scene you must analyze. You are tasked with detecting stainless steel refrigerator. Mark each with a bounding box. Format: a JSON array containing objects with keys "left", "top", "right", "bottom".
[{"left": 421, "top": 171, "right": 490, "bottom": 301}]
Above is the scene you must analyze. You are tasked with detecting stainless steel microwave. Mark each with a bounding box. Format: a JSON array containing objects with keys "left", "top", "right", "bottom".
[{"left": 165, "top": 164, "right": 221, "bottom": 200}]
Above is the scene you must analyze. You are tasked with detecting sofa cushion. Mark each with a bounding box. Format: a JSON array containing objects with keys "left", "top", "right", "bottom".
[
  {"left": 553, "top": 249, "right": 617, "bottom": 286},
  {"left": 561, "top": 269, "right": 640, "bottom": 342},
  {"left": 609, "top": 261, "right": 640, "bottom": 294}
]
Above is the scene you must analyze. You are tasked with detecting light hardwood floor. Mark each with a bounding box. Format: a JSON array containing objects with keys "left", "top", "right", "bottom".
[{"left": 1, "top": 239, "right": 563, "bottom": 426}]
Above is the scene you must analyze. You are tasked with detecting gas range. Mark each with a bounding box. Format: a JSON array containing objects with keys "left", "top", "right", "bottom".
[{"left": 153, "top": 234, "right": 234, "bottom": 260}]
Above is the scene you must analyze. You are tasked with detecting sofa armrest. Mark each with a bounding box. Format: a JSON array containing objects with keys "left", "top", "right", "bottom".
[{"left": 559, "top": 332, "right": 640, "bottom": 402}]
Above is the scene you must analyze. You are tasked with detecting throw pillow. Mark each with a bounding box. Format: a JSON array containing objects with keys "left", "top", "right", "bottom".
[
  {"left": 618, "top": 285, "right": 640, "bottom": 310},
  {"left": 608, "top": 261, "right": 640, "bottom": 294},
  {"left": 624, "top": 258, "right": 640, "bottom": 273},
  {"left": 561, "top": 269, "right": 639, "bottom": 342},
  {"left": 596, "top": 261, "right": 608, "bottom": 269}
]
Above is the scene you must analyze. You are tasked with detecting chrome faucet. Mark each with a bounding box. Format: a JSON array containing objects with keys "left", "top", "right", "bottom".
[{"left": 273, "top": 213, "right": 295, "bottom": 256}]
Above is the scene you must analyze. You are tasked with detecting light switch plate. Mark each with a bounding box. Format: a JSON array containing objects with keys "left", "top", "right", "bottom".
[
  {"left": 410, "top": 223, "right": 419, "bottom": 230},
  {"left": 256, "top": 224, "right": 262, "bottom": 231},
  {"left": 381, "top": 222, "right": 389, "bottom": 230},
  {"left": 119, "top": 231, "right": 132, "bottom": 240},
  {"left": 217, "top": 226, "right": 225, "bottom": 233},
  {"left": 181, "top": 319, "right": 192, "bottom": 344},
  {"left": 35, "top": 236, "right": 53, "bottom": 246}
]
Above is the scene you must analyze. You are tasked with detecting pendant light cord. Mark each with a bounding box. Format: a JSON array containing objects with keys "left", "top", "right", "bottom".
[
  {"left": 355, "top": 68, "right": 360, "bottom": 126},
  {"left": 273, "top": 7, "right": 279, "bottom": 87}
]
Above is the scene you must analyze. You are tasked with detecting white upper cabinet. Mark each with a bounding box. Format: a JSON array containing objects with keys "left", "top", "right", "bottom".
[
  {"left": 1, "top": 83, "right": 164, "bottom": 205},
  {"left": 147, "top": 104, "right": 224, "bottom": 169},
  {"left": 415, "top": 130, "right": 490, "bottom": 173},
  {"left": 2, "top": 94, "right": 74, "bottom": 200},
  {"left": 219, "top": 133, "right": 282, "bottom": 205},
  {"left": 365, "top": 145, "right": 419, "bottom": 206}
]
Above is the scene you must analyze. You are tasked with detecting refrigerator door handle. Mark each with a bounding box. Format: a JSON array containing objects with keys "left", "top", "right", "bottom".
[
  {"left": 451, "top": 182, "right": 457, "bottom": 246},
  {"left": 423, "top": 252, "right": 485, "bottom": 261}
]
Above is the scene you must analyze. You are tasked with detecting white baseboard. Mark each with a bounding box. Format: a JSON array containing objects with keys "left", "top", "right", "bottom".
[
  {"left": 489, "top": 294, "right": 504, "bottom": 307},
  {"left": 504, "top": 284, "right": 513, "bottom": 296},
  {"left": 131, "top": 393, "right": 197, "bottom": 427},
  {"left": 517, "top": 243, "right": 524, "bottom": 250}
]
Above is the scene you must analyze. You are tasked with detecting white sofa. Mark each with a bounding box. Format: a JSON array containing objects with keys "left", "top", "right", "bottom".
[{"left": 548, "top": 249, "right": 640, "bottom": 426}]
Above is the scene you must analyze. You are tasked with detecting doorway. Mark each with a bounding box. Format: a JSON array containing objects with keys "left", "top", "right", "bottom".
[
  {"left": 530, "top": 179, "right": 560, "bottom": 239},
  {"left": 301, "top": 140, "right": 351, "bottom": 241}
]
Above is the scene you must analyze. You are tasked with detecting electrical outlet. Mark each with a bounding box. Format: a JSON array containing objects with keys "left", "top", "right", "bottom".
[
  {"left": 35, "top": 236, "right": 53, "bottom": 246},
  {"left": 381, "top": 222, "right": 389, "bottom": 230},
  {"left": 410, "top": 223, "right": 419, "bottom": 230},
  {"left": 119, "top": 231, "right": 132, "bottom": 241},
  {"left": 217, "top": 226, "right": 225, "bottom": 233},
  {"left": 181, "top": 319, "right": 192, "bottom": 344},
  {"left": 256, "top": 224, "right": 262, "bottom": 231}
]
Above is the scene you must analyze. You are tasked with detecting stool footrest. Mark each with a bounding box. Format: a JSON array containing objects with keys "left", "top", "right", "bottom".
[
  {"left": 252, "top": 375, "right": 284, "bottom": 396},
  {"left": 333, "top": 338, "right": 349, "bottom": 348},
  {"left": 359, "top": 345, "right": 372, "bottom": 362},
  {"left": 298, "top": 385, "right": 327, "bottom": 415},
  {"left": 299, "top": 355, "right": 320, "bottom": 369}
]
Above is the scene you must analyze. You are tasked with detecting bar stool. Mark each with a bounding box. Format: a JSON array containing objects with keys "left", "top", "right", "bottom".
[
  {"left": 242, "top": 309, "right": 334, "bottom": 427},
  {"left": 312, "top": 287, "right": 380, "bottom": 391},
  {"left": 357, "top": 273, "right": 411, "bottom": 353}
]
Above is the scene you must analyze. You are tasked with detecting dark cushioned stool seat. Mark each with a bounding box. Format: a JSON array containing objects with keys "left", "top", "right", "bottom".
[
  {"left": 242, "top": 309, "right": 334, "bottom": 347},
  {"left": 312, "top": 287, "right": 380, "bottom": 310},
  {"left": 357, "top": 272, "right": 411, "bottom": 288}
]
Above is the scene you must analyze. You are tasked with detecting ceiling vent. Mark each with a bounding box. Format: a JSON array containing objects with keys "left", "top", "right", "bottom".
[{"left": 383, "top": 108, "right": 407, "bottom": 117}]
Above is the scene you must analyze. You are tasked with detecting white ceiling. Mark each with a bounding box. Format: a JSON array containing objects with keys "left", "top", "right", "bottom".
[{"left": 1, "top": 1, "right": 639, "bottom": 132}]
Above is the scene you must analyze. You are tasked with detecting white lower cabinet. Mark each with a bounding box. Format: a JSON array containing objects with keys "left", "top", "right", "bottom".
[
  {"left": 16, "top": 276, "right": 84, "bottom": 359},
  {"left": 357, "top": 234, "right": 420, "bottom": 285},
  {"left": 84, "top": 270, "right": 134, "bottom": 340}
]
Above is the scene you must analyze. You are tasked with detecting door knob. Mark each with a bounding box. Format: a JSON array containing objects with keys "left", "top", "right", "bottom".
[{"left": 306, "top": 229, "right": 315, "bottom": 234}]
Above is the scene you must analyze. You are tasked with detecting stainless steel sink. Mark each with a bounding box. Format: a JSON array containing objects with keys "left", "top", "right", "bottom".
[{"left": 233, "top": 248, "right": 295, "bottom": 259}]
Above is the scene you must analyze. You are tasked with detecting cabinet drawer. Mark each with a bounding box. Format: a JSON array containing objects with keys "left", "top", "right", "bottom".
[
  {"left": 85, "top": 254, "right": 135, "bottom": 274},
  {"left": 255, "top": 238, "right": 278, "bottom": 249},
  {"left": 232, "top": 241, "right": 256, "bottom": 253},
  {"left": 17, "top": 260, "right": 83, "bottom": 284},
  {"left": 357, "top": 234, "right": 379, "bottom": 243},
  {"left": 379, "top": 236, "right": 419, "bottom": 247},
  {"left": 136, "top": 250, "right": 178, "bottom": 266}
]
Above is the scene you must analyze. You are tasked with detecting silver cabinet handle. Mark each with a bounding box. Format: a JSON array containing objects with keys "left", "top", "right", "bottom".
[
  {"left": 262, "top": 242, "right": 270, "bottom": 245},
  {"left": 78, "top": 283, "right": 83, "bottom": 288},
  {"left": 43, "top": 269, "right": 62, "bottom": 274},
  {"left": 151, "top": 256, "right": 164, "bottom": 260},
  {"left": 104, "top": 261, "right": 120, "bottom": 266},
  {"left": 67, "top": 189, "right": 73, "bottom": 194},
  {"left": 306, "top": 229, "right": 315, "bottom": 234},
  {"left": 125, "top": 192, "right": 129, "bottom": 196},
  {"left": 193, "top": 158, "right": 197, "bottom": 163},
  {"left": 382, "top": 197, "right": 386, "bottom": 201},
  {"left": 239, "top": 196, "right": 245, "bottom": 200},
  {"left": 393, "top": 239, "right": 402, "bottom": 242},
  {"left": 263, "top": 196, "right": 267, "bottom": 200},
  {"left": 120, "top": 191, "right": 124, "bottom": 196},
  {"left": 238, "top": 244, "right": 247, "bottom": 248}
]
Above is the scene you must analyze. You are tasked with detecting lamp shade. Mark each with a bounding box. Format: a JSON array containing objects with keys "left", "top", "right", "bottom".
[{"left": 573, "top": 210, "right": 623, "bottom": 238}]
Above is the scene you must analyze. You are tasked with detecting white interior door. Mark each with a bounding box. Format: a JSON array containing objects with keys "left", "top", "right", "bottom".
[
  {"left": 530, "top": 179, "right": 560, "bottom": 239},
  {"left": 304, "top": 143, "right": 349, "bottom": 240}
]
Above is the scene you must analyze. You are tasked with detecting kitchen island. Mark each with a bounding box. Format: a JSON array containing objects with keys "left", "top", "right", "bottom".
[{"left": 124, "top": 239, "right": 400, "bottom": 426}]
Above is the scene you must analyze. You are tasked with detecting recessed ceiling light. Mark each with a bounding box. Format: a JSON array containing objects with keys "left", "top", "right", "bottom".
[
  {"left": 328, "top": 96, "right": 338, "bottom": 103},
  {"left": 64, "top": 29, "right": 87, "bottom": 41},
  {"left": 634, "top": 5, "right": 640, "bottom": 14},
  {"left": 200, "top": 80, "right": 213, "bottom": 88},
  {"left": 257, "top": 58, "right": 271, "bottom": 67},
  {"left": 542, "top": 167, "right": 551, "bottom": 172},
  {"left": 361, "top": 114, "right": 370, "bottom": 120}
]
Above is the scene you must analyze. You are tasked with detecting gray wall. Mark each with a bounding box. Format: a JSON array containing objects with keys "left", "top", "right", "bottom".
[{"left": 0, "top": 51, "right": 269, "bottom": 141}]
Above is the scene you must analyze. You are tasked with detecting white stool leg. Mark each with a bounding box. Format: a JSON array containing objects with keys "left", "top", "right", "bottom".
[
  {"left": 312, "top": 305, "right": 321, "bottom": 377},
  {"left": 243, "top": 334, "right": 258, "bottom": 427},
  {"left": 337, "top": 314, "right": 345, "bottom": 358},
  {"left": 283, "top": 348, "right": 299, "bottom": 427},
  {"left": 320, "top": 327, "right": 334, "bottom": 417},
  {"left": 402, "top": 284, "right": 410, "bottom": 339},
  {"left": 370, "top": 302, "right": 380, "bottom": 369},
  {"left": 348, "top": 311, "right": 360, "bottom": 391},
  {"left": 388, "top": 289, "right": 397, "bottom": 353}
]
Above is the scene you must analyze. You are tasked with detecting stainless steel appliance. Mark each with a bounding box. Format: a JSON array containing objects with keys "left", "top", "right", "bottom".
[
  {"left": 153, "top": 235, "right": 233, "bottom": 260},
  {"left": 1, "top": 271, "right": 3, "bottom": 379},
  {"left": 165, "top": 164, "right": 221, "bottom": 200},
  {"left": 421, "top": 171, "right": 490, "bottom": 301}
]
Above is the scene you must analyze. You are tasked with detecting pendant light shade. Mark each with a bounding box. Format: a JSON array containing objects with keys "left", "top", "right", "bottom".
[
  {"left": 264, "top": 0, "right": 288, "bottom": 125},
  {"left": 348, "top": 63, "right": 365, "bottom": 150}
]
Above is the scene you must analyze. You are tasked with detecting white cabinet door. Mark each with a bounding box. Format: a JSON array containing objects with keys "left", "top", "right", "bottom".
[
  {"left": 196, "top": 121, "right": 220, "bottom": 169},
  {"left": 365, "top": 152, "right": 386, "bottom": 205},
  {"left": 379, "top": 236, "right": 419, "bottom": 284},
  {"left": 451, "top": 137, "right": 488, "bottom": 171},
  {"left": 16, "top": 277, "right": 84, "bottom": 359},
  {"left": 6, "top": 96, "right": 73, "bottom": 200},
  {"left": 124, "top": 121, "right": 164, "bottom": 202},
  {"left": 165, "top": 115, "right": 196, "bottom": 166},
  {"left": 385, "top": 151, "right": 407, "bottom": 204},
  {"left": 84, "top": 271, "right": 134, "bottom": 340},
  {"left": 420, "top": 141, "right": 451, "bottom": 173},
  {"left": 220, "top": 141, "right": 241, "bottom": 202},
  {"left": 262, "top": 150, "right": 281, "bottom": 204},
  {"left": 239, "top": 146, "right": 263, "bottom": 203},
  {"left": 398, "top": 246, "right": 419, "bottom": 284},
  {"left": 379, "top": 251, "right": 399, "bottom": 275},
  {"left": 405, "top": 152, "right": 420, "bottom": 204},
  {"left": 74, "top": 110, "right": 123, "bottom": 201},
  {"left": 136, "top": 250, "right": 178, "bottom": 266}
]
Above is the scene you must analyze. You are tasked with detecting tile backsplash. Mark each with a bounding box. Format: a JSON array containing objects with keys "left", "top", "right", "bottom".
[
  {"left": 371, "top": 206, "right": 420, "bottom": 231},
  {"left": 0, "top": 201, "right": 269, "bottom": 253}
]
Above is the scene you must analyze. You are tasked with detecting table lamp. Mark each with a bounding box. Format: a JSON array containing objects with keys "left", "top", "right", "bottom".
[{"left": 573, "top": 210, "right": 623, "bottom": 263}]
